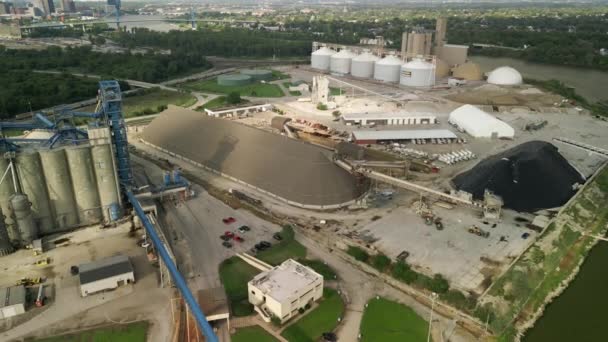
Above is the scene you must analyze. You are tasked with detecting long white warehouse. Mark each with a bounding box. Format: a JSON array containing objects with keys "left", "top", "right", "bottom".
[
  {"left": 342, "top": 112, "right": 437, "bottom": 126},
  {"left": 448, "top": 104, "right": 514, "bottom": 138}
]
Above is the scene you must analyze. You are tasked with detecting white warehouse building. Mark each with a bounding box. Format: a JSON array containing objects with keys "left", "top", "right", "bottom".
[
  {"left": 248, "top": 259, "right": 323, "bottom": 323},
  {"left": 0, "top": 286, "right": 26, "bottom": 319},
  {"left": 448, "top": 104, "right": 515, "bottom": 139},
  {"left": 342, "top": 112, "right": 437, "bottom": 126},
  {"left": 78, "top": 255, "right": 135, "bottom": 297}
]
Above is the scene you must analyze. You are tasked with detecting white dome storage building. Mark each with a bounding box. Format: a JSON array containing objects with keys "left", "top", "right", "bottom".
[
  {"left": 373, "top": 54, "right": 402, "bottom": 83},
  {"left": 448, "top": 104, "right": 515, "bottom": 139},
  {"left": 487, "top": 66, "right": 523, "bottom": 85},
  {"left": 311, "top": 47, "right": 336, "bottom": 71},
  {"left": 400, "top": 58, "right": 435, "bottom": 87},
  {"left": 351, "top": 51, "right": 379, "bottom": 78},
  {"left": 330, "top": 49, "right": 356, "bottom": 75}
]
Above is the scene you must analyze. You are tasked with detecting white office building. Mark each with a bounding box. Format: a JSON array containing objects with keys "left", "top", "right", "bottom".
[
  {"left": 78, "top": 255, "right": 135, "bottom": 297},
  {"left": 248, "top": 259, "right": 323, "bottom": 323}
]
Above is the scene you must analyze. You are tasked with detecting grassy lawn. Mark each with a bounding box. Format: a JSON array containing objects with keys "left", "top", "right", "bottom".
[
  {"left": 360, "top": 297, "right": 429, "bottom": 342},
  {"left": 232, "top": 326, "right": 278, "bottom": 342},
  {"left": 271, "top": 69, "right": 291, "bottom": 80},
  {"left": 256, "top": 226, "right": 307, "bottom": 266},
  {"left": 81, "top": 88, "right": 196, "bottom": 119},
  {"left": 330, "top": 87, "right": 344, "bottom": 96},
  {"left": 181, "top": 78, "right": 284, "bottom": 97},
  {"left": 281, "top": 288, "right": 345, "bottom": 342},
  {"left": 297, "top": 259, "right": 337, "bottom": 280},
  {"left": 218, "top": 256, "right": 261, "bottom": 316},
  {"left": 34, "top": 322, "right": 148, "bottom": 342}
]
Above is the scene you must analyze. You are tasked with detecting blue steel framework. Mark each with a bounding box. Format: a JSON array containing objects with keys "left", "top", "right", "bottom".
[{"left": 0, "top": 80, "right": 220, "bottom": 341}]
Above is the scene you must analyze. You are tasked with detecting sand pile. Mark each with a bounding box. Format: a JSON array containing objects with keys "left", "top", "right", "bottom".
[{"left": 452, "top": 141, "right": 584, "bottom": 212}]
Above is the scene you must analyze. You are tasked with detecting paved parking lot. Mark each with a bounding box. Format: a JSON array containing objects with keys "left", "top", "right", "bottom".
[{"left": 356, "top": 205, "right": 536, "bottom": 293}]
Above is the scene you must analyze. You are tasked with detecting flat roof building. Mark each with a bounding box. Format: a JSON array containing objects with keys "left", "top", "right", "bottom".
[
  {"left": 248, "top": 259, "right": 323, "bottom": 323},
  {"left": 79, "top": 255, "right": 135, "bottom": 297},
  {"left": 0, "top": 285, "right": 26, "bottom": 319},
  {"left": 351, "top": 129, "right": 458, "bottom": 145},
  {"left": 341, "top": 112, "right": 437, "bottom": 126}
]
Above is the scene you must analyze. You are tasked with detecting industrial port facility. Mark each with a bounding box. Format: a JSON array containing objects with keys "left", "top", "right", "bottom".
[{"left": 2, "top": 15, "right": 608, "bottom": 342}]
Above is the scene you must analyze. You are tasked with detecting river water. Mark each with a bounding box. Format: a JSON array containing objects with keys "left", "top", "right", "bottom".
[
  {"left": 471, "top": 56, "right": 608, "bottom": 102},
  {"left": 472, "top": 56, "right": 608, "bottom": 341},
  {"left": 103, "top": 15, "right": 182, "bottom": 33}
]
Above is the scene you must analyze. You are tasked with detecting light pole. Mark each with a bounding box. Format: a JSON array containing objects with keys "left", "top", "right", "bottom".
[{"left": 427, "top": 292, "right": 438, "bottom": 342}]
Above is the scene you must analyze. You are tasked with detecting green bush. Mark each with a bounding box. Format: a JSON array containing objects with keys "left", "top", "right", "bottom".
[
  {"left": 347, "top": 246, "right": 369, "bottom": 262},
  {"left": 227, "top": 91, "right": 242, "bottom": 104},
  {"left": 391, "top": 261, "right": 418, "bottom": 284},
  {"left": 371, "top": 253, "right": 391, "bottom": 272},
  {"left": 317, "top": 103, "right": 328, "bottom": 110},
  {"left": 440, "top": 290, "right": 476, "bottom": 311}
]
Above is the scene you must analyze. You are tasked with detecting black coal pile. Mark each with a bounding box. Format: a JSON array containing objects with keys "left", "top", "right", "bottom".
[{"left": 452, "top": 141, "right": 584, "bottom": 212}]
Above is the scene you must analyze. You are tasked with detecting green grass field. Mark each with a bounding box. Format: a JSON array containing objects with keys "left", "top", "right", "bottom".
[
  {"left": 34, "top": 322, "right": 148, "bottom": 342},
  {"left": 181, "top": 78, "right": 284, "bottom": 97},
  {"left": 232, "top": 326, "right": 278, "bottom": 342},
  {"left": 281, "top": 288, "right": 345, "bottom": 342},
  {"left": 81, "top": 88, "right": 196, "bottom": 119},
  {"left": 297, "top": 259, "right": 337, "bottom": 280},
  {"left": 360, "top": 298, "right": 429, "bottom": 342},
  {"left": 218, "top": 256, "right": 260, "bottom": 316},
  {"left": 256, "top": 226, "right": 306, "bottom": 266}
]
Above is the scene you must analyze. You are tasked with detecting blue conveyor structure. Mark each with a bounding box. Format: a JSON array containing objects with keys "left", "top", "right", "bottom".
[{"left": 127, "top": 191, "right": 219, "bottom": 342}]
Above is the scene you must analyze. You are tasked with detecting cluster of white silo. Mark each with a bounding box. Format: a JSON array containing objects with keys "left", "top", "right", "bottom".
[
  {"left": 310, "top": 48, "right": 438, "bottom": 87},
  {"left": 437, "top": 149, "right": 476, "bottom": 165}
]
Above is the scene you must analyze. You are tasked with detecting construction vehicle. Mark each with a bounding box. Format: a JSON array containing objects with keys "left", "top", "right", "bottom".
[
  {"left": 34, "top": 257, "right": 50, "bottom": 267},
  {"left": 422, "top": 213, "right": 434, "bottom": 226},
  {"left": 468, "top": 226, "right": 490, "bottom": 238},
  {"left": 15, "top": 277, "right": 43, "bottom": 286}
]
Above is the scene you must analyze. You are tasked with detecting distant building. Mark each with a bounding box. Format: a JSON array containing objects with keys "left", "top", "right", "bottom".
[
  {"left": 41, "top": 0, "right": 55, "bottom": 15},
  {"left": 0, "top": 2, "right": 9, "bottom": 15},
  {"left": 341, "top": 112, "right": 437, "bottom": 126},
  {"left": 78, "top": 255, "right": 135, "bottom": 297},
  {"left": 61, "top": 0, "right": 76, "bottom": 13},
  {"left": 0, "top": 286, "right": 26, "bottom": 319},
  {"left": 248, "top": 259, "right": 323, "bottom": 323},
  {"left": 351, "top": 129, "right": 458, "bottom": 145}
]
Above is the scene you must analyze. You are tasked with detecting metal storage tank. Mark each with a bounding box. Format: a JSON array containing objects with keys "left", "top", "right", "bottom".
[
  {"left": 0, "top": 157, "right": 17, "bottom": 242},
  {"left": 217, "top": 74, "right": 252, "bottom": 86},
  {"left": 329, "top": 49, "right": 355, "bottom": 75},
  {"left": 240, "top": 69, "right": 273, "bottom": 81},
  {"left": 351, "top": 51, "right": 379, "bottom": 78},
  {"left": 66, "top": 146, "right": 102, "bottom": 225},
  {"left": 0, "top": 207, "right": 14, "bottom": 256},
  {"left": 16, "top": 151, "right": 54, "bottom": 235},
  {"left": 310, "top": 47, "right": 336, "bottom": 71},
  {"left": 400, "top": 58, "right": 435, "bottom": 87},
  {"left": 40, "top": 149, "right": 78, "bottom": 230},
  {"left": 91, "top": 144, "right": 121, "bottom": 222},
  {"left": 10, "top": 193, "right": 37, "bottom": 246},
  {"left": 373, "top": 54, "right": 402, "bottom": 83}
]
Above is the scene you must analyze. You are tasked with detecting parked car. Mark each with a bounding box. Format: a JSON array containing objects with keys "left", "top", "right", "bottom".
[
  {"left": 322, "top": 332, "right": 337, "bottom": 342},
  {"left": 220, "top": 234, "right": 231, "bottom": 241},
  {"left": 260, "top": 241, "right": 272, "bottom": 248},
  {"left": 222, "top": 217, "right": 236, "bottom": 224},
  {"left": 70, "top": 266, "right": 79, "bottom": 276},
  {"left": 272, "top": 233, "right": 283, "bottom": 241},
  {"left": 222, "top": 241, "right": 233, "bottom": 248},
  {"left": 233, "top": 236, "right": 244, "bottom": 242},
  {"left": 521, "top": 232, "right": 530, "bottom": 239},
  {"left": 238, "top": 225, "right": 250, "bottom": 233},
  {"left": 254, "top": 243, "right": 268, "bottom": 251},
  {"left": 224, "top": 231, "right": 235, "bottom": 238}
]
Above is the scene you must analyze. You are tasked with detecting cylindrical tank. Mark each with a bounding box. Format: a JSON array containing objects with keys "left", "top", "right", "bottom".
[
  {"left": 110, "top": 203, "right": 121, "bottom": 222},
  {"left": 0, "top": 157, "right": 17, "bottom": 242},
  {"left": 66, "top": 146, "right": 102, "bottom": 225},
  {"left": 435, "top": 58, "right": 450, "bottom": 79},
  {"left": 373, "top": 55, "right": 403, "bottom": 83},
  {"left": 240, "top": 69, "right": 273, "bottom": 81},
  {"left": 164, "top": 171, "right": 172, "bottom": 186},
  {"left": 400, "top": 58, "right": 435, "bottom": 87},
  {"left": 329, "top": 49, "right": 355, "bottom": 75},
  {"left": 10, "top": 193, "right": 37, "bottom": 246},
  {"left": 91, "top": 144, "right": 121, "bottom": 222},
  {"left": 310, "top": 47, "right": 336, "bottom": 71},
  {"left": 40, "top": 149, "right": 78, "bottom": 230},
  {"left": 351, "top": 51, "right": 379, "bottom": 78},
  {"left": 0, "top": 207, "right": 14, "bottom": 256},
  {"left": 16, "top": 151, "right": 54, "bottom": 235},
  {"left": 173, "top": 169, "right": 182, "bottom": 184}
]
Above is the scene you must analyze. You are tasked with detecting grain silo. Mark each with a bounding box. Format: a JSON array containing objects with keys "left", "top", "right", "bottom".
[
  {"left": 10, "top": 193, "right": 37, "bottom": 246},
  {"left": 330, "top": 49, "right": 355, "bottom": 75},
  {"left": 311, "top": 47, "right": 336, "bottom": 71},
  {"left": 435, "top": 58, "right": 450, "bottom": 79},
  {"left": 400, "top": 58, "right": 435, "bottom": 87},
  {"left": 0, "top": 158, "right": 16, "bottom": 241},
  {"left": 91, "top": 144, "right": 121, "bottom": 223},
  {"left": 373, "top": 54, "right": 402, "bottom": 83},
  {"left": 351, "top": 51, "right": 379, "bottom": 78},
  {"left": 66, "top": 146, "right": 102, "bottom": 225},
  {"left": 15, "top": 151, "right": 54, "bottom": 235},
  {"left": 40, "top": 149, "right": 78, "bottom": 231}
]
